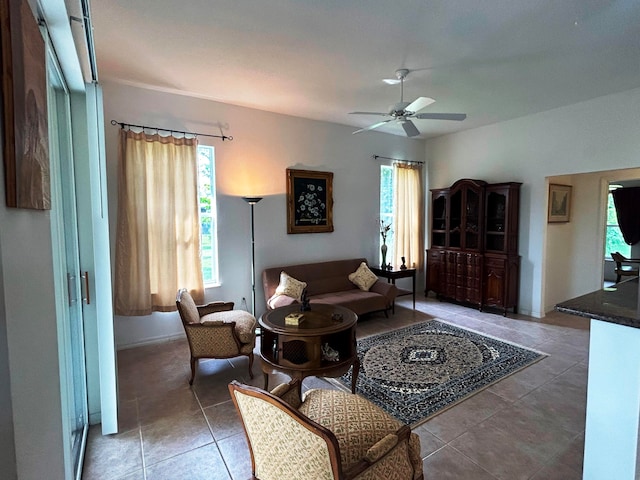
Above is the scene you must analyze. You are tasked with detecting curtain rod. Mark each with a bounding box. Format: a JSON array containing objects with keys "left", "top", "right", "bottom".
[
  {"left": 372, "top": 154, "right": 423, "bottom": 165},
  {"left": 110, "top": 120, "right": 233, "bottom": 141}
]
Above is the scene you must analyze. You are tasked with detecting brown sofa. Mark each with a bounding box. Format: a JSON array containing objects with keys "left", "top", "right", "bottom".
[{"left": 262, "top": 258, "right": 397, "bottom": 316}]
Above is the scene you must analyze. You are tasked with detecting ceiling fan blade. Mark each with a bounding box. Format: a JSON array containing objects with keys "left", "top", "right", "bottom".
[
  {"left": 401, "top": 120, "right": 421, "bottom": 137},
  {"left": 414, "top": 113, "right": 467, "bottom": 121},
  {"left": 352, "top": 119, "right": 393, "bottom": 135},
  {"left": 405, "top": 96, "right": 436, "bottom": 114},
  {"left": 349, "top": 111, "right": 389, "bottom": 116}
]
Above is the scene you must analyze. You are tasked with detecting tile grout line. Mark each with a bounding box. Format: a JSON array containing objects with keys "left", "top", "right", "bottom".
[
  {"left": 139, "top": 426, "right": 148, "bottom": 480},
  {"left": 193, "top": 386, "right": 235, "bottom": 480},
  {"left": 134, "top": 396, "right": 148, "bottom": 480}
]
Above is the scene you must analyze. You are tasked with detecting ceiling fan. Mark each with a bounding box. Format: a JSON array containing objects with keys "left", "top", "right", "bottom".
[{"left": 350, "top": 69, "right": 467, "bottom": 137}]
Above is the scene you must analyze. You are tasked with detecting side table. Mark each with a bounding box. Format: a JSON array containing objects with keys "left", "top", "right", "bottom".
[
  {"left": 259, "top": 304, "right": 359, "bottom": 393},
  {"left": 370, "top": 266, "right": 416, "bottom": 312}
]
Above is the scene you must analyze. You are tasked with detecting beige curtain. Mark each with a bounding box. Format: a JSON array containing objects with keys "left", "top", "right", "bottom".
[
  {"left": 392, "top": 162, "right": 424, "bottom": 269},
  {"left": 114, "top": 129, "right": 204, "bottom": 316}
]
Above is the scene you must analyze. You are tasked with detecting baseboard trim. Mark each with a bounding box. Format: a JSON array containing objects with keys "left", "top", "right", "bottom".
[{"left": 117, "top": 332, "right": 186, "bottom": 351}]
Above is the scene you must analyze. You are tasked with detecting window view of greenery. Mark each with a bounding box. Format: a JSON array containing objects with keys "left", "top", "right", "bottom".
[
  {"left": 605, "top": 192, "right": 631, "bottom": 259},
  {"left": 380, "top": 165, "right": 395, "bottom": 265},
  {"left": 198, "top": 145, "right": 219, "bottom": 285}
]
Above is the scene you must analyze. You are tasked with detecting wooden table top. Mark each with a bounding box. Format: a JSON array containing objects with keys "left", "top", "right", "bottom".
[{"left": 259, "top": 304, "right": 357, "bottom": 336}]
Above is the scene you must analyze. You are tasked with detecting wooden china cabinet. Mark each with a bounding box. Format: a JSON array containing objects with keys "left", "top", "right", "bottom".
[{"left": 426, "top": 179, "right": 521, "bottom": 315}]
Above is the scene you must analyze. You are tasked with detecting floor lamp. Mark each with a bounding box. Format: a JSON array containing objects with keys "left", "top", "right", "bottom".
[{"left": 243, "top": 196, "right": 262, "bottom": 318}]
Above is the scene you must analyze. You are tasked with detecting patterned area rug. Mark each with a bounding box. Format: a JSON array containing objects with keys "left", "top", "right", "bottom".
[{"left": 335, "top": 319, "right": 545, "bottom": 426}]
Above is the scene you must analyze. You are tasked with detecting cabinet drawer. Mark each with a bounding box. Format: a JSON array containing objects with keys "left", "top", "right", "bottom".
[
  {"left": 484, "top": 257, "right": 506, "bottom": 269},
  {"left": 466, "top": 288, "right": 481, "bottom": 303}
]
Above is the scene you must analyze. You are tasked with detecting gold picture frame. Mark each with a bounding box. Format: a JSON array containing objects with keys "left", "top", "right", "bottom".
[
  {"left": 286, "top": 168, "right": 334, "bottom": 234},
  {"left": 1, "top": 0, "right": 50, "bottom": 210},
  {"left": 548, "top": 184, "right": 572, "bottom": 223}
]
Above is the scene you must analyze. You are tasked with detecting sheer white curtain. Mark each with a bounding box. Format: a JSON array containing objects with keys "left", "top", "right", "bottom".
[
  {"left": 114, "top": 129, "right": 204, "bottom": 316},
  {"left": 392, "top": 162, "right": 423, "bottom": 269}
]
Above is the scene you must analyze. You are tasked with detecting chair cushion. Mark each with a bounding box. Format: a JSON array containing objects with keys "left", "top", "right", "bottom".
[
  {"left": 201, "top": 310, "right": 256, "bottom": 344},
  {"left": 348, "top": 262, "right": 378, "bottom": 291},
  {"left": 299, "top": 389, "right": 404, "bottom": 471}
]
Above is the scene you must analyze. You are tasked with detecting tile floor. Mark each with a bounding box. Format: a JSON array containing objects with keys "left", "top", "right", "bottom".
[{"left": 82, "top": 296, "right": 590, "bottom": 480}]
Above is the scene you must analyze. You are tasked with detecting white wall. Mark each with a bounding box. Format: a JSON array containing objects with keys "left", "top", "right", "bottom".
[
  {"left": 426, "top": 87, "right": 640, "bottom": 317},
  {"left": 0, "top": 169, "right": 66, "bottom": 480},
  {"left": 0, "top": 232, "right": 16, "bottom": 479},
  {"left": 101, "top": 82, "right": 425, "bottom": 348}
]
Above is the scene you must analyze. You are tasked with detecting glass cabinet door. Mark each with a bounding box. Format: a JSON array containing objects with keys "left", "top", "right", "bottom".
[
  {"left": 449, "top": 190, "right": 462, "bottom": 248},
  {"left": 464, "top": 188, "right": 480, "bottom": 249},
  {"left": 486, "top": 191, "right": 507, "bottom": 252},
  {"left": 431, "top": 193, "right": 447, "bottom": 247}
]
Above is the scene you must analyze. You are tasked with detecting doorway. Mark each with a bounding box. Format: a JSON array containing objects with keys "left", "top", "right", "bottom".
[{"left": 604, "top": 178, "right": 640, "bottom": 287}]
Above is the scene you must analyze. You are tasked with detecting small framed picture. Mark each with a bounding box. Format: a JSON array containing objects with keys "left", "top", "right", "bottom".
[
  {"left": 286, "top": 169, "right": 334, "bottom": 234},
  {"left": 548, "top": 184, "right": 572, "bottom": 223}
]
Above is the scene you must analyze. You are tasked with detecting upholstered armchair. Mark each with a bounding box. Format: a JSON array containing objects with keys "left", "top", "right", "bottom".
[
  {"left": 229, "top": 380, "right": 423, "bottom": 480},
  {"left": 176, "top": 288, "right": 257, "bottom": 384}
]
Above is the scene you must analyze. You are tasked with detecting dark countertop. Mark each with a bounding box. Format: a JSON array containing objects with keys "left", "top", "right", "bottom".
[{"left": 555, "top": 277, "right": 640, "bottom": 328}]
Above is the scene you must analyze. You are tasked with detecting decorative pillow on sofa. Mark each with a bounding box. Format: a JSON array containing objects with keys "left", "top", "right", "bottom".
[
  {"left": 267, "top": 293, "right": 297, "bottom": 309},
  {"left": 348, "top": 262, "right": 378, "bottom": 291},
  {"left": 273, "top": 271, "right": 307, "bottom": 302}
]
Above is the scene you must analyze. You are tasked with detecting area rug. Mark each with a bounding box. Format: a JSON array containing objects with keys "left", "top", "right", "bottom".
[{"left": 335, "top": 319, "right": 545, "bottom": 426}]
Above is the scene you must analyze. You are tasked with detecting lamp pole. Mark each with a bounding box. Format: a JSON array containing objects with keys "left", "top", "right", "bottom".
[{"left": 242, "top": 197, "right": 262, "bottom": 317}]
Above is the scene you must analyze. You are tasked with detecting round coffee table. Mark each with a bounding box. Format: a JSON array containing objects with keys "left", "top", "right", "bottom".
[{"left": 259, "top": 304, "right": 359, "bottom": 393}]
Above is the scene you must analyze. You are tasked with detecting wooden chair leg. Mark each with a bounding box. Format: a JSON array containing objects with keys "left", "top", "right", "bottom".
[
  {"left": 247, "top": 352, "right": 254, "bottom": 379},
  {"left": 189, "top": 357, "right": 197, "bottom": 385}
]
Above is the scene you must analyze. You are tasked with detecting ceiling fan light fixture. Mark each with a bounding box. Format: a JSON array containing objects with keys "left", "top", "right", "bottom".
[
  {"left": 350, "top": 68, "right": 467, "bottom": 137},
  {"left": 395, "top": 68, "right": 410, "bottom": 80}
]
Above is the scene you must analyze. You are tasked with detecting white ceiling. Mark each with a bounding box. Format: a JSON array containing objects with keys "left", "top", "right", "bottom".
[{"left": 90, "top": 0, "right": 640, "bottom": 139}]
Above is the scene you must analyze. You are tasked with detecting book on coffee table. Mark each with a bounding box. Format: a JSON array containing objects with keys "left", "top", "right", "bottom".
[{"left": 285, "top": 312, "right": 305, "bottom": 326}]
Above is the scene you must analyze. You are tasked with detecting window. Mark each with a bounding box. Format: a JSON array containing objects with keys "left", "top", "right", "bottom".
[
  {"left": 605, "top": 191, "right": 631, "bottom": 259},
  {"left": 198, "top": 145, "right": 219, "bottom": 285},
  {"left": 380, "top": 165, "right": 395, "bottom": 262}
]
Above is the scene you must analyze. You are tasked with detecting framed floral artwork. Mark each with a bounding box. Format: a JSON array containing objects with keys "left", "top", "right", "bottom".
[{"left": 286, "top": 168, "right": 334, "bottom": 234}]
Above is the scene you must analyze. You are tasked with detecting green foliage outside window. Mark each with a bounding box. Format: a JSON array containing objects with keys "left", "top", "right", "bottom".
[
  {"left": 380, "top": 166, "right": 395, "bottom": 264},
  {"left": 605, "top": 192, "right": 630, "bottom": 258},
  {"left": 198, "top": 145, "right": 219, "bottom": 284}
]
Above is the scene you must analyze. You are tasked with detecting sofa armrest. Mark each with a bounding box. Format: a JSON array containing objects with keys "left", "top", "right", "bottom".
[{"left": 370, "top": 281, "right": 398, "bottom": 305}]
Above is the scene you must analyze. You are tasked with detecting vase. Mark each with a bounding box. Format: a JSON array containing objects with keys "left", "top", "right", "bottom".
[{"left": 381, "top": 243, "right": 387, "bottom": 269}]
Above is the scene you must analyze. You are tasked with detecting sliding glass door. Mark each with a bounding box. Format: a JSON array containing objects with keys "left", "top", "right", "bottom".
[{"left": 48, "top": 49, "right": 88, "bottom": 479}]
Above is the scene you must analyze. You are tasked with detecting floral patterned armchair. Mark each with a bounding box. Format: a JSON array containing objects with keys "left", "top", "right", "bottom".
[
  {"left": 176, "top": 288, "right": 256, "bottom": 384},
  {"left": 229, "top": 380, "right": 423, "bottom": 480}
]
